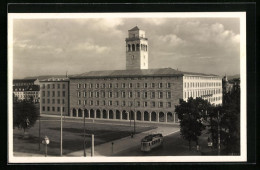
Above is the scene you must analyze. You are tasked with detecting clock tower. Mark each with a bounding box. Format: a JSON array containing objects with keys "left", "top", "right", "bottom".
[{"left": 125, "top": 26, "right": 148, "bottom": 70}]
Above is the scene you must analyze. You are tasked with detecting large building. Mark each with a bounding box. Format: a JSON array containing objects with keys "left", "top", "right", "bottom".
[
  {"left": 39, "top": 78, "right": 70, "bottom": 116},
  {"left": 68, "top": 26, "right": 222, "bottom": 123}
]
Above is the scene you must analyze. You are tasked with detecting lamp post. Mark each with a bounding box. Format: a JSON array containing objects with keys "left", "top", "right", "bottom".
[
  {"left": 42, "top": 136, "right": 50, "bottom": 157},
  {"left": 129, "top": 100, "right": 136, "bottom": 136},
  {"left": 83, "top": 111, "right": 86, "bottom": 157},
  {"left": 218, "top": 110, "right": 221, "bottom": 155},
  {"left": 60, "top": 105, "right": 63, "bottom": 156},
  {"left": 111, "top": 142, "right": 114, "bottom": 154},
  {"left": 38, "top": 115, "right": 41, "bottom": 151}
]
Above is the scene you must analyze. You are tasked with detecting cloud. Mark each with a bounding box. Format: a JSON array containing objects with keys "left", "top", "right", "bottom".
[
  {"left": 72, "top": 41, "right": 110, "bottom": 54},
  {"left": 158, "top": 34, "right": 186, "bottom": 47},
  {"left": 12, "top": 17, "right": 241, "bottom": 78},
  {"left": 143, "top": 18, "right": 167, "bottom": 25}
]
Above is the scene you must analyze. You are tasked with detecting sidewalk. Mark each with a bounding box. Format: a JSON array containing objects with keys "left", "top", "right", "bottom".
[{"left": 66, "top": 126, "right": 179, "bottom": 157}]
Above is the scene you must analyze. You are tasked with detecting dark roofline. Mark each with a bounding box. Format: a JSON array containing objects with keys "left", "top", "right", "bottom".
[
  {"left": 69, "top": 68, "right": 219, "bottom": 79},
  {"left": 69, "top": 74, "right": 183, "bottom": 79},
  {"left": 13, "top": 78, "right": 38, "bottom": 82},
  {"left": 128, "top": 26, "right": 140, "bottom": 31}
]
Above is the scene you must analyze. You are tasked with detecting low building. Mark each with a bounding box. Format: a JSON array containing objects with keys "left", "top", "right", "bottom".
[
  {"left": 39, "top": 78, "right": 70, "bottom": 116},
  {"left": 13, "top": 78, "right": 40, "bottom": 103},
  {"left": 13, "top": 78, "right": 39, "bottom": 86},
  {"left": 13, "top": 85, "right": 40, "bottom": 103}
]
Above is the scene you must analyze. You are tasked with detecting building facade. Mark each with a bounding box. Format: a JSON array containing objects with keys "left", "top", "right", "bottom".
[
  {"left": 67, "top": 26, "right": 222, "bottom": 123},
  {"left": 39, "top": 78, "right": 70, "bottom": 116},
  {"left": 183, "top": 74, "right": 222, "bottom": 105},
  {"left": 69, "top": 69, "right": 183, "bottom": 123}
]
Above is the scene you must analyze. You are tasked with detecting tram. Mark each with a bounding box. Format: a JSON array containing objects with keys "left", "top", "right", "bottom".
[{"left": 141, "top": 133, "right": 163, "bottom": 152}]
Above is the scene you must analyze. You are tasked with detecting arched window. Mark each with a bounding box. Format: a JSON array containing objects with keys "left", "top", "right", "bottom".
[
  {"left": 128, "top": 44, "right": 131, "bottom": 51},
  {"left": 132, "top": 44, "right": 135, "bottom": 51},
  {"left": 136, "top": 44, "right": 140, "bottom": 51}
]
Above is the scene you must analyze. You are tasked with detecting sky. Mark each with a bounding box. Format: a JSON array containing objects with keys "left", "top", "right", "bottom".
[{"left": 12, "top": 17, "right": 240, "bottom": 79}]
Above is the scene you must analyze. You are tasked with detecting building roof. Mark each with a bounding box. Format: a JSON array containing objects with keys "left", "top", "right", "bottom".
[
  {"left": 69, "top": 68, "right": 218, "bottom": 79},
  {"left": 13, "top": 79, "right": 38, "bottom": 83},
  {"left": 40, "top": 77, "right": 70, "bottom": 82},
  {"left": 129, "top": 26, "right": 140, "bottom": 31},
  {"left": 13, "top": 85, "right": 40, "bottom": 91}
]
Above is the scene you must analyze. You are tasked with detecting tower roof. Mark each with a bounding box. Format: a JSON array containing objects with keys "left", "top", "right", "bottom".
[{"left": 129, "top": 26, "right": 140, "bottom": 31}]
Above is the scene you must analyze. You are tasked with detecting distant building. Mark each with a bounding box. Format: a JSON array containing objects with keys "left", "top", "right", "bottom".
[
  {"left": 13, "top": 79, "right": 40, "bottom": 103},
  {"left": 67, "top": 26, "right": 222, "bottom": 123},
  {"left": 39, "top": 78, "right": 70, "bottom": 116},
  {"left": 13, "top": 78, "right": 39, "bottom": 86},
  {"left": 222, "top": 75, "right": 234, "bottom": 94}
]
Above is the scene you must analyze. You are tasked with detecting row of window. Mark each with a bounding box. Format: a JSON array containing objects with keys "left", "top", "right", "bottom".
[
  {"left": 42, "top": 106, "right": 65, "bottom": 112},
  {"left": 77, "top": 91, "right": 172, "bottom": 99},
  {"left": 127, "top": 43, "right": 148, "bottom": 52},
  {"left": 42, "top": 91, "right": 66, "bottom": 97},
  {"left": 184, "top": 76, "right": 220, "bottom": 80},
  {"left": 184, "top": 82, "right": 221, "bottom": 88},
  {"left": 77, "top": 82, "right": 171, "bottom": 89},
  {"left": 184, "top": 89, "right": 222, "bottom": 98},
  {"left": 41, "top": 83, "right": 66, "bottom": 89},
  {"left": 77, "top": 100, "right": 172, "bottom": 108},
  {"left": 42, "top": 98, "right": 65, "bottom": 104}
]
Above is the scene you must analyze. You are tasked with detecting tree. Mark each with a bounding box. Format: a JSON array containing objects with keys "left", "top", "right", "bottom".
[
  {"left": 222, "top": 84, "right": 240, "bottom": 154},
  {"left": 13, "top": 101, "right": 39, "bottom": 134},
  {"left": 175, "top": 97, "right": 211, "bottom": 151},
  {"left": 208, "top": 84, "right": 240, "bottom": 154}
]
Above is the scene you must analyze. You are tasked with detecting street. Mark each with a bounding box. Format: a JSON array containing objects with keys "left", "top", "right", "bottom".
[{"left": 114, "top": 131, "right": 210, "bottom": 156}]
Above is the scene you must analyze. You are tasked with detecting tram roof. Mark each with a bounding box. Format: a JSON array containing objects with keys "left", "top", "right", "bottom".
[
  {"left": 141, "top": 133, "right": 163, "bottom": 142},
  {"left": 70, "top": 68, "right": 218, "bottom": 79}
]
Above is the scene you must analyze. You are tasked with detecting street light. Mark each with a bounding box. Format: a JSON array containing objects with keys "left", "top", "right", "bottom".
[
  {"left": 42, "top": 135, "right": 50, "bottom": 157},
  {"left": 38, "top": 115, "right": 41, "bottom": 151},
  {"left": 60, "top": 105, "right": 63, "bottom": 156},
  {"left": 128, "top": 99, "right": 136, "bottom": 137},
  {"left": 83, "top": 111, "right": 86, "bottom": 157}
]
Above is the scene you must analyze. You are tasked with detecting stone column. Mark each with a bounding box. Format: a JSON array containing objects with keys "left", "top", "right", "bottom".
[
  {"left": 134, "top": 111, "right": 136, "bottom": 121},
  {"left": 149, "top": 112, "right": 151, "bottom": 122},
  {"left": 94, "top": 110, "right": 96, "bottom": 119},
  {"left": 70, "top": 109, "right": 73, "bottom": 117},
  {"left": 107, "top": 111, "right": 109, "bottom": 119},
  {"left": 113, "top": 111, "right": 116, "bottom": 120},
  {"left": 127, "top": 112, "right": 129, "bottom": 120},
  {"left": 165, "top": 113, "right": 167, "bottom": 123},
  {"left": 87, "top": 110, "right": 90, "bottom": 118},
  {"left": 141, "top": 112, "right": 144, "bottom": 121},
  {"left": 173, "top": 113, "right": 176, "bottom": 123},
  {"left": 120, "top": 111, "right": 122, "bottom": 120},
  {"left": 157, "top": 113, "right": 159, "bottom": 122},
  {"left": 76, "top": 109, "right": 79, "bottom": 117},
  {"left": 82, "top": 110, "right": 85, "bottom": 118}
]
